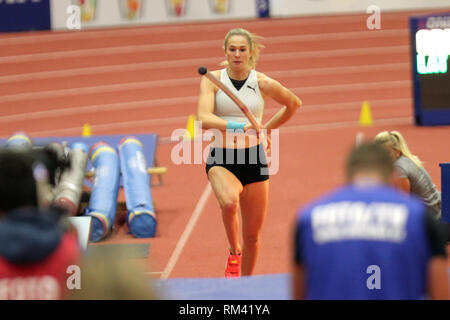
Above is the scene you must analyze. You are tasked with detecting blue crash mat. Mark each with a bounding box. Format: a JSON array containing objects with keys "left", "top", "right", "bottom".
[{"left": 0, "top": 133, "right": 159, "bottom": 186}]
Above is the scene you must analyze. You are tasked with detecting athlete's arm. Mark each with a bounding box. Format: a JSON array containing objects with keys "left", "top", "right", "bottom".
[
  {"left": 258, "top": 72, "right": 302, "bottom": 131},
  {"left": 197, "top": 71, "right": 229, "bottom": 131}
]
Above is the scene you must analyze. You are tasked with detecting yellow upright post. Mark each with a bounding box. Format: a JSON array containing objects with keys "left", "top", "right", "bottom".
[
  {"left": 359, "top": 101, "right": 373, "bottom": 126},
  {"left": 184, "top": 114, "right": 196, "bottom": 140},
  {"left": 82, "top": 123, "right": 92, "bottom": 137}
]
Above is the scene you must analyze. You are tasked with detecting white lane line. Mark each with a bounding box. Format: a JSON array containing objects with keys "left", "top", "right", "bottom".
[
  {"left": 294, "top": 80, "right": 410, "bottom": 94},
  {"left": 295, "top": 98, "right": 411, "bottom": 112},
  {"left": 0, "top": 61, "right": 410, "bottom": 84},
  {"left": 0, "top": 12, "right": 411, "bottom": 45},
  {"left": 280, "top": 117, "right": 412, "bottom": 133},
  {"left": 0, "top": 98, "right": 196, "bottom": 123},
  {"left": 0, "top": 41, "right": 407, "bottom": 64},
  {"left": 265, "top": 62, "right": 409, "bottom": 79},
  {"left": 0, "top": 28, "right": 406, "bottom": 63},
  {"left": 0, "top": 96, "right": 411, "bottom": 124},
  {"left": 0, "top": 98, "right": 411, "bottom": 138},
  {"left": 0, "top": 77, "right": 196, "bottom": 103},
  {"left": 0, "top": 56, "right": 221, "bottom": 81},
  {"left": 19, "top": 114, "right": 412, "bottom": 140},
  {"left": 158, "top": 117, "right": 412, "bottom": 144},
  {"left": 160, "top": 183, "right": 212, "bottom": 280},
  {"left": 22, "top": 116, "right": 190, "bottom": 137},
  {"left": 0, "top": 77, "right": 410, "bottom": 104},
  {"left": 155, "top": 117, "right": 412, "bottom": 144}
]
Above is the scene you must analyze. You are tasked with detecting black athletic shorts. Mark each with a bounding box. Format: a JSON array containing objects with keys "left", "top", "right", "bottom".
[{"left": 205, "top": 144, "right": 269, "bottom": 186}]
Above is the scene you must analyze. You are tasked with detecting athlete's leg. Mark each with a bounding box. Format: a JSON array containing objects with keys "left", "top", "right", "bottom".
[
  {"left": 208, "top": 166, "right": 243, "bottom": 255},
  {"left": 239, "top": 179, "right": 269, "bottom": 275}
]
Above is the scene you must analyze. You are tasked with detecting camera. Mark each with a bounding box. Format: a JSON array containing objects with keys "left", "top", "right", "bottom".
[
  {"left": 0, "top": 142, "right": 73, "bottom": 212},
  {"left": 0, "top": 142, "right": 71, "bottom": 186},
  {"left": 27, "top": 143, "right": 72, "bottom": 187}
]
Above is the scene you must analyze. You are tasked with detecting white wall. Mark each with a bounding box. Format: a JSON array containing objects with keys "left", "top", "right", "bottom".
[
  {"left": 51, "top": 0, "right": 450, "bottom": 31},
  {"left": 270, "top": 0, "right": 450, "bottom": 17},
  {"left": 51, "top": 0, "right": 257, "bottom": 30}
]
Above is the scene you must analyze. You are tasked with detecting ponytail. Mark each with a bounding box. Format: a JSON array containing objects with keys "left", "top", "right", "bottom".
[
  {"left": 389, "top": 131, "right": 423, "bottom": 168},
  {"left": 374, "top": 130, "right": 423, "bottom": 168}
]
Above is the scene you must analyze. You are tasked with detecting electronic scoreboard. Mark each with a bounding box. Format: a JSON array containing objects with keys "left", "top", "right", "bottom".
[{"left": 410, "top": 13, "right": 450, "bottom": 125}]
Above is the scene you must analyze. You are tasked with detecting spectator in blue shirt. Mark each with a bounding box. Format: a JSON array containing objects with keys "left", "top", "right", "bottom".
[{"left": 292, "top": 142, "right": 448, "bottom": 300}]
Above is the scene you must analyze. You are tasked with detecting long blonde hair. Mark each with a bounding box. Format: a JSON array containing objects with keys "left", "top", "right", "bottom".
[
  {"left": 374, "top": 130, "right": 423, "bottom": 168},
  {"left": 221, "top": 28, "right": 264, "bottom": 69}
]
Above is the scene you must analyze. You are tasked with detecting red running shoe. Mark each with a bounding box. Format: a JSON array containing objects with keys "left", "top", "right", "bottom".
[{"left": 225, "top": 252, "right": 241, "bottom": 278}]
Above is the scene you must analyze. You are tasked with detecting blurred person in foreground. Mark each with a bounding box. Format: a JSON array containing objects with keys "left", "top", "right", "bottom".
[
  {"left": 0, "top": 150, "right": 80, "bottom": 300},
  {"left": 292, "top": 142, "right": 448, "bottom": 300},
  {"left": 69, "top": 246, "right": 159, "bottom": 300}
]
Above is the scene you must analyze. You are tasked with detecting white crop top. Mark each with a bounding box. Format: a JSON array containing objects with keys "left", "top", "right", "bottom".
[
  {"left": 214, "top": 68, "right": 264, "bottom": 124},
  {"left": 211, "top": 68, "right": 265, "bottom": 149}
]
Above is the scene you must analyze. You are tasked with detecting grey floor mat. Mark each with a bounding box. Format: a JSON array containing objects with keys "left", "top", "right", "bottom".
[{"left": 86, "top": 243, "right": 150, "bottom": 259}]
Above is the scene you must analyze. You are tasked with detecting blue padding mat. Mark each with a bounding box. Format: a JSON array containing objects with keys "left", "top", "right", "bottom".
[
  {"left": 0, "top": 133, "right": 159, "bottom": 186},
  {"left": 1, "top": 133, "right": 158, "bottom": 169},
  {"left": 155, "top": 269, "right": 450, "bottom": 300},
  {"left": 155, "top": 273, "right": 292, "bottom": 300}
]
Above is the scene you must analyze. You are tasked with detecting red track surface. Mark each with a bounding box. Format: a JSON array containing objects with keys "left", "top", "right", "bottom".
[{"left": 1, "top": 9, "right": 449, "bottom": 279}]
